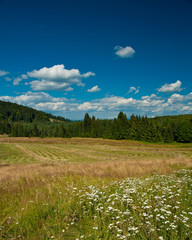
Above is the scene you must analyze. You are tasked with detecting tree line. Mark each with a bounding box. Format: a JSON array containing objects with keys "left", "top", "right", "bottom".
[
  {"left": 68, "top": 112, "right": 192, "bottom": 143},
  {"left": 0, "top": 100, "right": 191, "bottom": 143},
  {"left": 1, "top": 111, "right": 192, "bottom": 143}
]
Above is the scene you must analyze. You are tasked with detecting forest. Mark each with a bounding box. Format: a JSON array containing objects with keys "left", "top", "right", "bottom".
[{"left": 0, "top": 100, "right": 192, "bottom": 143}]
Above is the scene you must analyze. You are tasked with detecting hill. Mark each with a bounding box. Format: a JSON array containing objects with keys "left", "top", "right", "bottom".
[
  {"left": 0, "top": 100, "right": 71, "bottom": 137},
  {"left": 0, "top": 100, "right": 70, "bottom": 123}
]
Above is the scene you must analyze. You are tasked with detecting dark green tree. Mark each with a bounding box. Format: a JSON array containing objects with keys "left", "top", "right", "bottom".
[{"left": 83, "top": 113, "right": 92, "bottom": 137}]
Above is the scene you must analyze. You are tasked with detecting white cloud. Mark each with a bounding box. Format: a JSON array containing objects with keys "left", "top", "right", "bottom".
[
  {"left": 77, "top": 102, "right": 101, "bottom": 111},
  {"left": 0, "top": 91, "right": 191, "bottom": 120},
  {"left": 13, "top": 77, "right": 22, "bottom": 86},
  {"left": 0, "top": 91, "right": 66, "bottom": 107},
  {"left": 35, "top": 102, "right": 67, "bottom": 111},
  {"left": 141, "top": 94, "right": 160, "bottom": 100},
  {"left": 167, "top": 92, "right": 192, "bottom": 104},
  {"left": 21, "top": 74, "right": 28, "bottom": 79},
  {"left": 83, "top": 72, "right": 96, "bottom": 78},
  {"left": 76, "top": 92, "right": 192, "bottom": 117},
  {"left": 65, "top": 87, "right": 74, "bottom": 92},
  {"left": 128, "top": 86, "right": 140, "bottom": 94},
  {"left": 29, "top": 80, "right": 71, "bottom": 91},
  {"left": 158, "top": 80, "right": 182, "bottom": 93},
  {"left": 76, "top": 96, "right": 164, "bottom": 114},
  {"left": 87, "top": 85, "right": 101, "bottom": 92},
  {"left": 114, "top": 46, "right": 135, "bottom": 58},
  {"left": 27, "top": 64, "right": 95, "bottom": 91},
  {"left": 4, "top": 77, "right": 11, "bottom": 82},
  {"left": 77, "top": 82, "right": 85, "bottom": 87},
  {"left": 0, "top": 70, "right": 9, "bottom": 76},
  {"left": 182, "top": 105, "right": 192, "bottom": 111},
  {"left": 13, "top": 74, "right": 28, "bottom": 85},
  {"left": 27, "top": 64, "right": 80, "bottom": 82}
]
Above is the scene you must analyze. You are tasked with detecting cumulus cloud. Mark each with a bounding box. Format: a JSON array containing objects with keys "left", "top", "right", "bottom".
[
  {"left": 13, "top": 77, "right": 22, "bottom": 86},
  {"left": 27, "top": 64, "right": 95, "bottom": 91},
  {"left": 13, "top": 74, "right": 28, "bottom": 85},
  {"left": 77, "top": 82, "right": 85, "bottom": 87},
  {"left": 21, "top": 74, "right": 28, "bottom": 79},
  {"left": 35, "top": 102, "right": 67, "bottom": 111},
  {"left": 87, "top": 85, "right": 101, "bottom": 92},
  {"left": 27, "top": 64, "right": 81, "bottom": 81},
  {"left": 128, "top": 86, "right": 140, "bottom": 94},
  {"left": 1, "top": 90, "right": 192, "bottom": 120},
  {"left": 76, "top": 92, "right": 192, "bottom": 116},
  {"left": 141, "top": 94, "right": 160, "bottom": 100},
  {"left": 158, "top": 80, "right": 182, "bottom": 93},
  {"left": 65, "top": 87, "right": 74, "bottom": 92},
  {"left": 76, "top": 96, "right": 164, "bottom": 114},
  {"left": 29, "top": 80, "right": 71, "bottom": 91},
  {"left": 4, "top": 77, "right": 11, "bottom": 82},
  {"left": 0, "top": 70, "right": 9, "bottom": 76},
  {"left": 114, "top": 46, "right": 135, "bottom": 58},
  {"left": 77, "top": 102, "right": 102, "bottom": 111},
  {"left": 0, "top": 91, "right": 66, "bottom": 106},
  {"left": 0, "top": 91, "right": 78, "bottom": 115},
  {"left": 83, "top": 72, "right": 96, "bottom": 78},
  {"left": 167, "top": 92, "right": 192, "bottom": 104}
]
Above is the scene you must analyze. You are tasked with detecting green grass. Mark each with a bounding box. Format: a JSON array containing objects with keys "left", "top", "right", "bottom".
[
  {"left": 0, "top": 169, "right": 192, "bottom": 239},
  {"left": 0, "top": 143, "right": 36, "bottom": 164},
  {"left": 0, "top": 140, "right": 192, "bottom": 165},
  {"left": 0, "top": 138, "right": 192, "bottom": 239}
]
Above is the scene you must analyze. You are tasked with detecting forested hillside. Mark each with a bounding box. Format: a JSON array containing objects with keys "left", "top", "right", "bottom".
[
  {"left": 0, "top": 100, "right": 70, "bottom": 123},
  {"left": 0, "top": 100, "right": 70, "bottom": 136},
  {"left": 0, "top": 101, "right": 191, "bottom": 143}
]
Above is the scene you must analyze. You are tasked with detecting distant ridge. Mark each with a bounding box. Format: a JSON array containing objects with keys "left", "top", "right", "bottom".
[{"left": 0, "top": 100, "right": 71, "bottom": 123}]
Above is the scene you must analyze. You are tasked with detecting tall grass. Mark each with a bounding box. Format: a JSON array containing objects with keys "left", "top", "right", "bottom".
[
  {"left": 0, "top": 169, "right": 192, "bottom": 239},
  {"left": 0, "top": 137, "right": 192, "bottom": 239}
]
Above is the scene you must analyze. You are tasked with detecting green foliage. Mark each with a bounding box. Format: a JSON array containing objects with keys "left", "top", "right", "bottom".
[
  {"left": 83, "top": 113, "right": 92, "bottom": 136},
  {"left": 0, "top": 100, "right": 71, "bottom": 137},
  {"left": 4, "top": 112, "right": 192, "bottom": 142},
  {"left": 0, "top": 100, "right": 49, "bottom": 123},
  {"left": 1, "top": 169, "right": 192, "bottom": 239},
  {"left": 68, "top": 113, "right": 191, "bottom": 143},
  {"left": 0, "top": 100, "right": 70, "bottom": 125},
  {"left": 0, "top": 100, "right": 192, "bottom": 143}
]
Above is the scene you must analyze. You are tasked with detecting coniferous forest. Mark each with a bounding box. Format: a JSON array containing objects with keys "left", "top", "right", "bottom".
[{"left": 0, "top": 100, "right": 192, "bottom": 143}]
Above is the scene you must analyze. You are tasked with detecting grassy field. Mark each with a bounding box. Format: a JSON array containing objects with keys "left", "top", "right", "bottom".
[{"left": 0, "top": 136, "right": 192, "bottom": 239}]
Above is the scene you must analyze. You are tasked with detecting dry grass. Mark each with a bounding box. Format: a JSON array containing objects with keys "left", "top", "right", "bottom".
[
  {"left": 0, "top": 136, "right": 192, "bottom": 182},
  {"left": 1, "top": 136, "right": 192, "bottom": 239},
  {"left": 0, "top": 136, "right": 192, "bottom": 148},
  {"left": 1, "top": 157, "right": 192, "bottom": 183}
]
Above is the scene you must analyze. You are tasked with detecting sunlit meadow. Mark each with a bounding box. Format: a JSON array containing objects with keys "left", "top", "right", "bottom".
[
  {"left": 0, "top": 169, "right": 192, "bottom": 239},
  {"left": 0, "top": 138, "right": 192, "bottom": 239}
]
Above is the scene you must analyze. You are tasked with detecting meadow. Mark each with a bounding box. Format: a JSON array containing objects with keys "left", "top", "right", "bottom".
[{"left": 0, "top": 136, "right": 192, "bottom": 239}]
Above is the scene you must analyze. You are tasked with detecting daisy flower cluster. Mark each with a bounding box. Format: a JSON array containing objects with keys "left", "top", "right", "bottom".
[{"left": 72, "top": 169, "right": 192, "bottom": 239}]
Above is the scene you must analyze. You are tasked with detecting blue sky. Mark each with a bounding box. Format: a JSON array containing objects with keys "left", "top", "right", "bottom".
[{"left": 0, "top": 0, "right": 192, "bottom": 120}]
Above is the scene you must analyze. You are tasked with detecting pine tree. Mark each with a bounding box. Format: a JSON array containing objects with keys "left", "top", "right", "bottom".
[
  {"left": 129, "top": 114, "right": 137, "bottom": 140},
  {"left": 116, "top": 112, "right": 128, "bottom": 139},
  {"left": 32, "top": 124, "right": 39, "bottom": 137},
  {"left": 163, "top": 124, "right": 174, "bottom": 143},
  {"left": 83, "top": 113, "right": 92, "bottom": 137}
]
